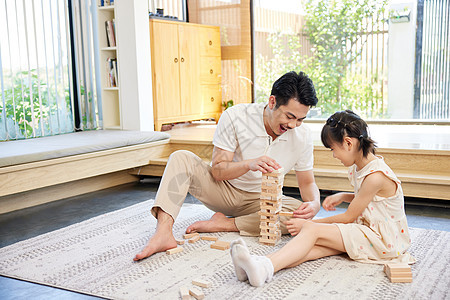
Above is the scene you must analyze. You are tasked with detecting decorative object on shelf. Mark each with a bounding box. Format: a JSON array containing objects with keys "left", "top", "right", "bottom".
[
  {"left": 149, "top": 8, "right": 180, "bottom": 20},
  {"left": 222, "top": 99, "right": 234, "bottom": 111}
]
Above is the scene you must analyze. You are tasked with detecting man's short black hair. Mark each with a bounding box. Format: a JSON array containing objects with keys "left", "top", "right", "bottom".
[{"left": 270, "top": 71, "right": 318, "bottom": 108}]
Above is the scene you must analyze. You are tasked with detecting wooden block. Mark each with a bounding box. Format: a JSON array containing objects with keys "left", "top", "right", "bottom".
[
  {"left": 386, "top": 263, "right": 411, "bottom": 272},
  {"left": 261, "top": 230, "right": 281, "bottom": 237},
  {"left": 278, "top": 211, "right": 293, "bottom": 217},
  {"left": 260, "top": 194, "right": 272, "bottom": 200},
  {"left": 384, "top": 263, "right": 412, "bottom": 282},
  {"left": 261, "top": 187, "right": 282, "bottom": 194},
  {"left": 260, "top": 225, "right": 279, "bottom": 232},
  {"left": 180, "top": 286, "right": 191, "bottom": 300},
  {"left": 260, "top": 208, "right": 280, "bottom": 214},
  {"left": 166, "top": 247, "right": 183, "bottom": 255},
  {"left": 388, "top": 271, "right": 413, "bottom": 279},
  {"left": 259, "top": 214, "right": 278, "bottom": 220},
  {"left": 183, "top": 232, "right": 199, "bottom": 239},
  {"left": 260, "top": 203, "right": 282, "bottom": 209},
  {"left": 260, "top": 201, "right": 277, "bottom": 207},
  {"left": 192, "top": 278, "right": 212, "bottom": 288},
  {"left": 260, "top": 228, "right": 278, "bottom": 235},
  {"left": 189, "top": 235, "right": 201, "bottom": 243},
  {"left": 265, "top": 168, "right": 284, "bottom": 175},
  {"left": 214, "top": 240, "right": 230, "bottom": 247},
  {"left": 261, "top": 177, "right": 276, "bottom": 183},
  {"left": 259, "top": 197, "right": 282, "bottom": 204},
  {"left": 201, "top": 236, "right": 218, "bottom": 241},
  {"left": 211, "top": 241, "right": 230, "bottom": 250},
  {"left": 260, "top": 220, "right": 279, "bottom": 226},
  {"left": 259, "top": 237, "right": 278, "bottom": 245},
  {"left": 258, "top": 210, "right": 274, "bottom": 217},
  {"left": 260, "top": 192, "right": 282, "bottom": 200},
  {"left": 389, "top": 276, "right": 413, "bottom": 283},
  {"left": 189, "top": 287, "right": 205, "bottom": 299},
  {"left": 262, "top": 181, "right": 279, "bottom": 186},
  {"left": 176, "top": 240, "right": 185, "bottom": 245}
]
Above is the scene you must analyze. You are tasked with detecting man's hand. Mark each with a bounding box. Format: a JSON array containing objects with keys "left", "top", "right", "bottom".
[
  {"left": 292, "top": 201, "right": 316, "bottom": 219},
  {"left": 248, "top": 156, "right": 281, "bottom": 173},
  {"left": 284, "top": 218, "right": 309, "bottom": 236}
]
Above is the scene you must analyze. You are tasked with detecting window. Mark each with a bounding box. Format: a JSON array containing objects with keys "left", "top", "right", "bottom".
[
  {"left": 0, "top": 0, "right": 72, "bottom": 140},
  {"left": 253, "top": 0, "right": 450, "bottom": 122},
  {"left": 0, "top": 0, "right": 102, "bottom": 141}
]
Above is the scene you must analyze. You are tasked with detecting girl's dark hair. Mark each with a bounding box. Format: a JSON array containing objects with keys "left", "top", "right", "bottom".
[
  {"left": 271, "top": 71, "right": 318, "bottom": 108},
  {"left": 321, "top": 110, "right": 376, "bottom": 157}
]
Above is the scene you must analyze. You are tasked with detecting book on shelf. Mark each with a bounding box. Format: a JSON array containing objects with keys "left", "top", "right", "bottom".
[
  {"left": 98, "top": 0, "right": 111, "bottom": 6},
  {"left": 106, "top": 57, "right": 118, "bottom": 87},
  {"left": 105, "top": 20, "right": 116, "bottom": 47}
]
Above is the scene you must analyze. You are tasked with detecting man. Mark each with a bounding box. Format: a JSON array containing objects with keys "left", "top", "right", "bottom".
[{"left": 134, "top": 71, "right": 320, "bottom": 261}]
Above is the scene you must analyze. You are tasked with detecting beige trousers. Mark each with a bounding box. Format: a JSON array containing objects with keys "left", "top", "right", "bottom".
[{"left": 152, "top": 150, "right": 302, "bottom": 236}]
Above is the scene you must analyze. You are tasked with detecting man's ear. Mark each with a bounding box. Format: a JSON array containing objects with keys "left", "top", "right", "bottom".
[{"left": 268, "top": 95, "right": 276, "bottom": 109}]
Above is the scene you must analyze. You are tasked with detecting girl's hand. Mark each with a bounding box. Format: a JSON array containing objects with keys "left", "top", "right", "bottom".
[
  {"left": 285, "top": 219, "right": 308, "bottom": 236},
  {"left": 292, "top": 202, "right": 315, "bottom": 219},
  {"left": 322, "top": 194, "right": 345, "bottom": 211}
]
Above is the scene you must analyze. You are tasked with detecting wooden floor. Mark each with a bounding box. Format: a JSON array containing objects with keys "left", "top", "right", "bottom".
[{"left": 133, "top": 121, "right": 450, "bottom": 200}]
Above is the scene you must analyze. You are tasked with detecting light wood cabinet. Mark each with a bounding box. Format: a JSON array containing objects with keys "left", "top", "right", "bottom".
[{"left": 149, "top": 19, "right": 222, "bottom": 131}]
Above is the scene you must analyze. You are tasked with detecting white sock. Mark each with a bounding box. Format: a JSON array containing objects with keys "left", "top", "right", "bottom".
[
  {"left": 230, "top": 238, "right": 248, "bottom": 281},
  {"left": 230, "top": 242, "right": 274, "bottom": 287}
]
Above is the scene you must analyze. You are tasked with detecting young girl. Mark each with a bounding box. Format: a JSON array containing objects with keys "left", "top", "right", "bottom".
[{"left": 230, "top": 110, "right": 415, "bottom": 287}]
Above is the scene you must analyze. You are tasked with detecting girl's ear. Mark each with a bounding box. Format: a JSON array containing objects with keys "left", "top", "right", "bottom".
[{"left": 343, "top": 136, "right": 353, "bottom": 150}]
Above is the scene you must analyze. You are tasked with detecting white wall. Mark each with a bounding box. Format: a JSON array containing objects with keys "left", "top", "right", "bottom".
[
  {"left": 116, "top": 0, "right": 154, "bottom": 131},
  {"left": 387, "top": 0, "right": 417, "bottom": 119}
]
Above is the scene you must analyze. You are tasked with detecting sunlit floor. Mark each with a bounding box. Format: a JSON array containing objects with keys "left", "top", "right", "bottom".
[{"left": 1, "top": 178, "right": 449, "bottom": 300}]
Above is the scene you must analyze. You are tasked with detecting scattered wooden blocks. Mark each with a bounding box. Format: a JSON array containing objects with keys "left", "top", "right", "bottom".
[
  {"left": 184, "top": 232, "right": 199, "bottom": 239},
  {"left": 176, "top": 240, "right": 185, "bottom": 245},
  {"left": 166, "top": 246, "right": 184, "bottom": 255},
  {"left": 188, "top": 235, "right": 201, "bottom": 243},
  {"left": 179, "top": 286, "right": 191, "bottom": 300},
  {"left": 192, "top": 279, "right": 212, "bottom": 288},
  {"left": 201, "top": 236, "right": 218, "bottom": 241},
  {"left": 384, "top": 263, "right": 413, "bottom": 283},
  {"left": 210, "top": 240, "right": 230, "bottom": 250},
  {"left": 189, "top": 287, "right": 205, "bottom": 299}
]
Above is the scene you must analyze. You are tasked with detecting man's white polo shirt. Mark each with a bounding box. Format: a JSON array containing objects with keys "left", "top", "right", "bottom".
[{"left": 213, "top": 103, "right": 314, "bottom": 192}]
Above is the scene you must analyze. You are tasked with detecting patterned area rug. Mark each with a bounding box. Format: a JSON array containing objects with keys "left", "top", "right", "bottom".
[{"left": 0, "top": 200, "right": 449, "bottom": 300}]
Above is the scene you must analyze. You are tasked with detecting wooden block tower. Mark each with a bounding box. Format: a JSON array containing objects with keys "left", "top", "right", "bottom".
[{"left": 259, "top": 168, "right": 284, "bottom": 245}]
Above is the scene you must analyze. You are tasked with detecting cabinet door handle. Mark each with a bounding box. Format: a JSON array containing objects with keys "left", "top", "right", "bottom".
[
  {"left": 181, "top": 57, "right": 184, "bottom": 62},
  {"left": 174, "top": 58, "right": 178, "bottom": 63},
  {"left": 209, "top": 40, "right": 212, "bottom": 46},
  {"left": 210, "top": 97, "right": 214, "bottom": 102},
  {"left": 210, "top": 69, "right": 213, "bottom": 74}
]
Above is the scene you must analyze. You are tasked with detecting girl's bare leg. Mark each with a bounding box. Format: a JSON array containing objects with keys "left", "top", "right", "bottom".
[{"left": 268, "top": 222, "right": 345, "bottom": 272}]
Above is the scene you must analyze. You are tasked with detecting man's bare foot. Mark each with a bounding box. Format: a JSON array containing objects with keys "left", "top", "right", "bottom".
[
  {"left": 186, "top": 212, "right": 239, "bottom": 233},
  {"left": 134, "top": 208, "right": 176, "bottom": 261},
  {"left": 134, "top": 229, "right": 177, "bottom": 261}
]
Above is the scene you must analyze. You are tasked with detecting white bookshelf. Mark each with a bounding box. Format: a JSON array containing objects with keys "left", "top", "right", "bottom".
[{"left": 97, "top": 3, "right": 122, "bottom": 129}]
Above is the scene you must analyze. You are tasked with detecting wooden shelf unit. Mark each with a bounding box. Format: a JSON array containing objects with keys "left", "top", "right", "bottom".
[{"left": 97, "top": 4, "right": 122, "bottom": 129}]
